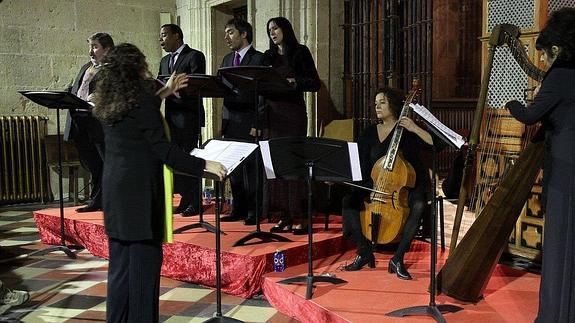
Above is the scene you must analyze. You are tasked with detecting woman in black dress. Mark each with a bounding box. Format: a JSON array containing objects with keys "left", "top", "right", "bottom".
[
  {"left": 505, "top": 8, "right": 575, "bottom": 322},
  {"left": 262, "top": 16, "right": 321, "bottom": 234},
  {"left": 341, "top": 87, "right": 433, "bottom": 280},
  {"left": 91, "top": 43, "right": 226, "bottom": 323}
]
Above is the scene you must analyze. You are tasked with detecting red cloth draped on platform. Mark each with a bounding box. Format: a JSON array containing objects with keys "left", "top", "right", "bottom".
[
  {"left": 34, "top": 211, "right": 267, "bottom": 298},
  {"left": 33, "top": 208, "right": 349, "bottom": 298}
]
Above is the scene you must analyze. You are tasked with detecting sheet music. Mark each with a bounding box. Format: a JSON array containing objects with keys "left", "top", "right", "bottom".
[
  {"left": 410, "top": 103, "right": 466, "bottom": 149},
  {"left": 190, "top": 140, "right": 258, "bottom": 177},
  {"left": 258, "top": 141, "right": 276, "bottom": 179},
  {"left": 347, "top": 142, "right": 362, "bottom": 181}
]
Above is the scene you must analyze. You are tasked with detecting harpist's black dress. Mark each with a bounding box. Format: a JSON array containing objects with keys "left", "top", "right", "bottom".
[{"left": 507, "top": 59, "right": 575, "bottom": 323}]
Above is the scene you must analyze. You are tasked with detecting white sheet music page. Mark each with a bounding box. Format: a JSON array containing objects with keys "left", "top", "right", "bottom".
[
  {"left": 190, "top": 140, "right": 258, "bottom": 176},
  {"left": 347, "top": 142, "right": 362, "bottom": 181},
  {"left": 258, "top": 141, "right": 276, "bottom": 179},
  {"left": 409, "top": 103, "right": 466, "bottom": 149}
]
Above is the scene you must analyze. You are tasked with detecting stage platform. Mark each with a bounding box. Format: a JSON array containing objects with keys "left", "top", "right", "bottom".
[
  {"left": 262, "top": 241, "right": 540, "bottom": 322},
  {"left": 33, "top": 206, "right": 352, "bottom": 298}
]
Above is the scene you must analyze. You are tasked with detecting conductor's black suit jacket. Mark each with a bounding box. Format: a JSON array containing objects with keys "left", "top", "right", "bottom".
[{"left": 102, "top": 88, "right": 206, "bottom": 241}]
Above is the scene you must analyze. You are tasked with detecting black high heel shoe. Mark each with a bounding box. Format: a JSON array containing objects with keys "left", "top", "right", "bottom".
[
  {"left": 342, "top": 253, "right": 376, "bottom": 271},
  {"left": 388, "top": 258, "right": 412, "bottom": 280},
  {"left": 270, "top": 219, "right": 293, "bottom": 233}
]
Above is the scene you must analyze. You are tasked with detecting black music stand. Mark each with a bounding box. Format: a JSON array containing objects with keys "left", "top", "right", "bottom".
[
  {"left": 218, "top": 66, "right": 295, "bottom": 246},
  {"left": 204, "top": 176, "right": 242, "bottom": 323},
  {"left": 262, "top": 137, "right": 357, "bottom": 299},
  {"left": 386, "top": 110, "right": 462, "bottom": 322},
  {"left": 159, "top": 75, "right": 233, "bottom": 235},
  {"left": 19, "top": 91, "right": 86, "bottom": 259}
]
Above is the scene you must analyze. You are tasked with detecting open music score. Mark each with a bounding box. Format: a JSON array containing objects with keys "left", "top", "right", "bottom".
[
  {"left": 409, "top": 103, "right": 466, "bottom": 149},
  {"left": 190, "top": 139, "right": 258, "bottom": 179}
]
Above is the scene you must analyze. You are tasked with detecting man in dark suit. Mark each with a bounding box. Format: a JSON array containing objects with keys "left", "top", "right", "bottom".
[
  {"left": 158, "top": 24, "right": 206, "bottom": 216},
  {"left": 64, "top": 32, "right": 114, "bottom": 212},
  {"left": 219, "top": 18, "right": 265, "bottom": 224}
]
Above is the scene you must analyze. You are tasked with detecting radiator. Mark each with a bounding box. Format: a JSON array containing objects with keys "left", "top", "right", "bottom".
[{"left": 0, "top": 116, "right": 52, "bottom": 205}]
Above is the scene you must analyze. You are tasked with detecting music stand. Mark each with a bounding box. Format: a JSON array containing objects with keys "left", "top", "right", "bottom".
[
  {"left": 204, "top": 175, "right": 242, "bottom": 322},
  {"left": 19, "top": 90, "right": 86, "bottom": 259},
  {"left": 385, "top": 110, "right": 462, "bottom": 322},
  {"left": 261, "top": 137, "right": 358, "bottom": 299},
  {"left": 159, "top": 75, "right": 233, "bottom": 235},
  {"left": 218, "top": 66, "right": 294, "bottom": 247}
]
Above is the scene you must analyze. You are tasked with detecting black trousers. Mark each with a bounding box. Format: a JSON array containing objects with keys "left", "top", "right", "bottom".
[
  {"left": 70, "top": 114, "right": 104, "bottom": 207},
  {"left": 107, "top": 238, "right": 163, "bottom": 323},
  {"left": 342, "top": 185, "right": 427, "bottom": 261},
  {"left": 222, "top": 113, "right": 260, "bottom": 216},
  {"left": 166, "top": 109, "right": 200, "bottom": 210}
]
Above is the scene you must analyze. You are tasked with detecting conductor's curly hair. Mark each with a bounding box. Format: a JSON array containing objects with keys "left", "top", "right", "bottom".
[{"left": 92, "top": 43, "right": 155, "bottom": 125}]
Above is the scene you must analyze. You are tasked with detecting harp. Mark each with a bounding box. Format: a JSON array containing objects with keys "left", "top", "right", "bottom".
[{"left": 436, "top": 24, "right": 545, "bottom": 302}]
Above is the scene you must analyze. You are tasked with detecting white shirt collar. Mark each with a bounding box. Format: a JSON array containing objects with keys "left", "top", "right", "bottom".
[{"left": 235, "top": 44, "right": 252, "bottom": 62}]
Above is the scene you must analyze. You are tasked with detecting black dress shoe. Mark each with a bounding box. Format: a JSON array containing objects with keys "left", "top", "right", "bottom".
[
  {"left": 76, "top": 205, "right": 101, "bottom": 213},
  {"left": 388, "top": 258, "right": 412, "bottom": 280},
  {"left": 342, "top": 253, "right": 376, "bottom": 271},
  {"left": 243, "top": 212, "right": 258, "bottom": 225},
  {"left": 220, "top": 214, "right": 244, "bottom": 222},
  {"left": 270, "top": 219, "right": 293, "bottom": 233},
  {"left": 180, "top": 205, "right": 198, "bottom": 217},
  {"left": 174, "top": 205, "right": 185, "bottom": 214},
  {"left": 291, "top": 224, "right": 308, "bottom": 235}
]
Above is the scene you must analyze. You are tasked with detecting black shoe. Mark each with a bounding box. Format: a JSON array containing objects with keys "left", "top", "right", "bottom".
[
  {"left": 174, "top": 205, "right": 185, "bottom": 214},
  {"left": 342, "top": 253, "right": 376, "bottom": 271},
  {"left": 243, "top": 211, "right": 258, "bottom": 225},
  {"left": 76, "top": 204, "right": 101, "bottom": 213},
  {"left": 270, "top": 219, "right": 293, "bottom": 233},
  {"left": 180, "top": 205, "right": 198, "bottom": 217},
  {"left": 220, "top": 213, "right": 244, "bottom": 222},
  {"left": 388, "top": 258, "right": 412, "bottom": 280},
  {"left": 291, "top": 224, "right": 308, "bottom": 235}
]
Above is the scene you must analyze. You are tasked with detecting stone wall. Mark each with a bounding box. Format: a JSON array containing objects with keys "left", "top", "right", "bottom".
[{"left": 0, "top": 0, "right": 175, "bottom": 134}]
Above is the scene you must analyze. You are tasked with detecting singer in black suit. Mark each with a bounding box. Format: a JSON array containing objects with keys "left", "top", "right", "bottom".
[
  {"left": 92, "top": 43, "right": 226, "bottom": 323},
  {"left": 219, "top": 18, "right": 265, "bottom": 225},
  {"left": 64, "top": 32, "right": 114, "bottom": 212},
  {"left": 158, "top": 24, "right": 206, "bottom": 216}
]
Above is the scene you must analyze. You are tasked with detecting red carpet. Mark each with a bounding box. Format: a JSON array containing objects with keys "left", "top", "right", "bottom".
[
  {"left": 262, "top": 241, "right": 540, "bottom": 322},
  {"left": 33, "top": 206, "right": 351, "bottom": 298}
]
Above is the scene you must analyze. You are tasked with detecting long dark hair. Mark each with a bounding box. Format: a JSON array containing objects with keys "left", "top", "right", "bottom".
[
  {"left": 266, "top": 17, "right": 299, "bottom": 64},
  {"left": 536, "top": 7, "right": 575, "bottom": 62},
  {"left": 376, "top": 87, "right": 405, "bottom": 119},
  {"left": 92, "top": 43, "right": 154, "bottom": 125}
]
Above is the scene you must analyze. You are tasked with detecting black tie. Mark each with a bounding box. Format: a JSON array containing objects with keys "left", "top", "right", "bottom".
[{"left": 168, "top": 52, "right": 177, "bottom": 73}]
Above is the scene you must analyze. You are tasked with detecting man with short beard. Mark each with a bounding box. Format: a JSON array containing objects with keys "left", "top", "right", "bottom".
[{"left": 65, "top": 32, "right": 114, "bottom": 213}]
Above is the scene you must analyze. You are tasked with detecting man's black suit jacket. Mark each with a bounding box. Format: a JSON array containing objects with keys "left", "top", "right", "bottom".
[
  {"left": 158, "top": 44, "right": 206, "bottom": 134},
  {"left": 64, "top": 62, "right": 102, "bottom": 142},
  {"left": 219, "top": 46, "right": 265, "bottom": 139}
]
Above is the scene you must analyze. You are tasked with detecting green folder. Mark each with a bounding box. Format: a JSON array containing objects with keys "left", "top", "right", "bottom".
[
  {"left": 163, "top": 165, "right": 174, "bottom": 243},
  {"left": 162, "top": 114, "right": 174, "bottom": 243}
]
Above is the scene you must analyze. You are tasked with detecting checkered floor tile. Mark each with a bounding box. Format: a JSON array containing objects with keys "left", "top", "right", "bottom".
[{"left": 0, "top": 204, "right": 297, "bottom": 322}]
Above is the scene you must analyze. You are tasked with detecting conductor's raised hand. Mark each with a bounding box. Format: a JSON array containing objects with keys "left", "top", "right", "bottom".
[
  {"left": 165, "top": 72, "right": 188, "bottom": 93},
  {"left": 157, "top": 72, "right": 188, "bottom": 99},
  {"left": 204, "top": 160, "right": 227, "bottom": 181}
]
